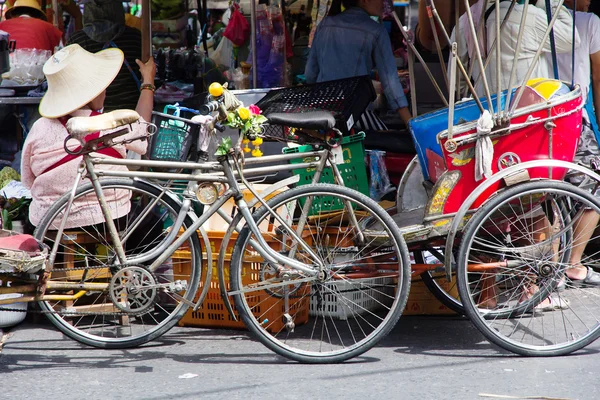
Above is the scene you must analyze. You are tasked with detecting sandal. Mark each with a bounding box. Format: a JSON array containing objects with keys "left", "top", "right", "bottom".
[{"left": 566, "top": 267, "right": 600, "bottom": 288}]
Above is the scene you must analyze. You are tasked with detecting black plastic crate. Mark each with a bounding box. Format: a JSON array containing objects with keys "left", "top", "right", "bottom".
[{"left": 255, "top": 76, "right": 376, "bottom": 135}]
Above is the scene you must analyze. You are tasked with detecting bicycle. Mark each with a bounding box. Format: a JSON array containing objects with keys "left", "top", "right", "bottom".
[{"left": 22, "top": 86, "right": 411, "bottom": 363}]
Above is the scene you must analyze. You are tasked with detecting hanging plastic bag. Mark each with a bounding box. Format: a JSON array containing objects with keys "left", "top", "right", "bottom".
[
  {"left": 223, "top": 4, "right": 250, "bottom": 46},
  {"left": 368, "top": 150, "right": 395, "bottom": 201},
  {"left": 211, "top": 36, "right": 234, "bottom": 69}
]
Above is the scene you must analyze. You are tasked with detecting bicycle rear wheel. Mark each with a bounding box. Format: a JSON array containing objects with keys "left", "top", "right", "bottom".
[
  {"left": 34, "top": 178, "right": 202, "bottom": 348},
  {"left": 230, "top": 184, "right": 411, "bottom": 363},
  {"left": 457, "top": 180, "right": 600, "bottom": 356}
]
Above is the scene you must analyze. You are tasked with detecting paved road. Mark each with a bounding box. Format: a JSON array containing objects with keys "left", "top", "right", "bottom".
[{"left": 1, "top": 315, "right": 599, "bottom": 400}]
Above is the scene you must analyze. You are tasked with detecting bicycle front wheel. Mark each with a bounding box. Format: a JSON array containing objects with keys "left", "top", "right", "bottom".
[
  {"left": 230, "top": 184, "right": 411, "bottom": 363},
  {"left": 34, "top": 178, "right": 202, "bottom": 348}
]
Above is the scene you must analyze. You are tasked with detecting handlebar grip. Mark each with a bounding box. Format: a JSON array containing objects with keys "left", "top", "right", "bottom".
[
  {"left": 200, "top": 101, "right": 220, "bottom": 115},
  {"left": 214, "top": 122, "right": 226, "bottom": 132}
]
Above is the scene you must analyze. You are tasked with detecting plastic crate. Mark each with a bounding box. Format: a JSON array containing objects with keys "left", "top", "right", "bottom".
[
  {"left": 255, "top": 76, "right": 376, "bottom": 135},
  {"left": 309, "top": 276, "right": 394, "bottom": 320},
  {"left": 175, "top": 231, "right": 310, "bottom": 332},
  {"left": 148, "top": 111, "right": 200, "bottom": 162},
  {"left": 283, "top": 132, "right": 368, "bottom": 213}
]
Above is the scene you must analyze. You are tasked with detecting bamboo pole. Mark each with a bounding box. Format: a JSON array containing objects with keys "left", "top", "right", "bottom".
[{"left": 141, "top": 0, "right": 152, "bottom": 62}]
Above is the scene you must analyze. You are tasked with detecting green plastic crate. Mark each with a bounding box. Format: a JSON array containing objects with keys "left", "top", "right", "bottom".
[{"left": 283, "top": 132, "right": 368, "bottom": 213}]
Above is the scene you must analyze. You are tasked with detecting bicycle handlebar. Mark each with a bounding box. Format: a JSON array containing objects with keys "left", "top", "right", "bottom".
[{"left": 199, "top": 100, "right": 220, "bottom": 115}]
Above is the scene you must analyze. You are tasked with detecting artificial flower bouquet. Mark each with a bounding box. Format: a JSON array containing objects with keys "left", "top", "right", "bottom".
[
  {"left": 216, "top": 104, "right": 268, "bottom": 157},
  {"left": 223, "top": 104, "right": 267, "bottom": 139}
]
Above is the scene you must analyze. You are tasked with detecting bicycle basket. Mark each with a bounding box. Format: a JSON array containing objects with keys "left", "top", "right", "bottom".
[
  {"left": 149, "top": 112, "right": 200, "bottom": 162},
  {"left": 255, "top": 75, "right": 376, "bottom": 135}
]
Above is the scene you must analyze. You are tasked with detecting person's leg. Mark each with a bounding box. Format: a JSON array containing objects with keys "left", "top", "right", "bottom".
[
  {"left": 565, "top": 121, "right": 600, "bottom": 284},
  {"left": 568, "top": 209, "right": 600, "bottom": 279}
]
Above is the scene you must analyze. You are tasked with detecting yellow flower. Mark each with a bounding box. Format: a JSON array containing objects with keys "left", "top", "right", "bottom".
[
  {"left": 252, "top": 148, "right": 263, "bottom": 157},
  {"left": 238, "top": 107, "right": 250, "bottom": 120},
  {"left": 252, "top": 137, "right": 263, "bottom": 146}
]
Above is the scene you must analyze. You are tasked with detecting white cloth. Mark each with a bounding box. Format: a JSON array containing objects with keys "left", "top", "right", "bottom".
[
  {"left": 190, "top": 114, "right": 215, "bottom": 152},
  {"left": 475, "top": 110, "right": 494, "bottom": 181},
  {"left": 484, "top": 0, "right": 579, "bottom": 96},
  {"left": 556, "top": 11, "right": 600, "bottom": 107}
]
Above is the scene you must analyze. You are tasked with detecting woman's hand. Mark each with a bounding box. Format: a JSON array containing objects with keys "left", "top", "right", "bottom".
[{"left": 136, "top": 58, "right": 156, "bottom": 85}]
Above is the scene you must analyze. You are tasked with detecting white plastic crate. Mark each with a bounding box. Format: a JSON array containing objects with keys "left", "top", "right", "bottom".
[
  {"left": 309, "top": 276, "right": 393, "bottom": 320},
  {"left": 0, "top": 293, "right": 27, "bottom": 328}
]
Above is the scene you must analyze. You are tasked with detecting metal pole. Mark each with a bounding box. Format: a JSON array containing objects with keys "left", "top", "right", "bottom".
[
  {"left": 251, "top": 0, "right": 257, "bottom": 89},
  {"left": 495, "top": 0, "right": 502, "bottom": 119},
  {"left": 425, "top": 0, "right": 449, "bottom": 92},
  {"left": 509, "top": 0, "right": 566, "bottom": 115},
  {"left": 504, "top": 0, "right": 530, "bottom": 116},
  {"left": 463, "top": 0, "right": 493, "bottom": 114},
  {"left": 392, "top": 11, "right": 448, "bottom": 107}
]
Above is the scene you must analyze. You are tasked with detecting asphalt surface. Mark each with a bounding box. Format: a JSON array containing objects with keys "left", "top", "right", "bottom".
[{"left": 1, "top": 315, "right": 599, "bottom": 400}]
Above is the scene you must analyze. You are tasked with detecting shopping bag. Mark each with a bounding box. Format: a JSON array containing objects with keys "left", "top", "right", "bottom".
[
  {"left": 211, "top": 36, "right": 234, "bottom": 68},
  {"left": 368, "top": 150, "right": 395, "bottom": 201},
  {"left": 223, "top": 4, "right": 250, "bottom": 46}
]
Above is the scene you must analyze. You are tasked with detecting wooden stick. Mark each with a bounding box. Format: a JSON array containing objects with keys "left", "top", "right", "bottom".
[{"left": 141, "top": 0, "right": 152, "bottom": 62}]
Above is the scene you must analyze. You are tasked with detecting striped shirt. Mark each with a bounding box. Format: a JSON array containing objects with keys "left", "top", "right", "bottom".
[{"left": 68, "top": 27, "right": 142, "bottom": 112}]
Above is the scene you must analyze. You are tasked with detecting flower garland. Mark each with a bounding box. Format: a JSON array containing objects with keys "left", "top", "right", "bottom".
[{"left": 219, "top": 104, "right": 268, "bottom": 157}]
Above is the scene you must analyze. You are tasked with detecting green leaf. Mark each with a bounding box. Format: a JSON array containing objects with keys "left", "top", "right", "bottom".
[
  {"left": 215, "top": 136, "right": 233, "bottom": 156},
  {"left": 254, "top": 115, "right": 267, "bottom": 124},
  {"left": 2, "top": 208, "right": 11, "bottom": 230}
]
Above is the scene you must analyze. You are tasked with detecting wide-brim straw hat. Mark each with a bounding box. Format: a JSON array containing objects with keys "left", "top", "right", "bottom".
[
  {"left": 39, "top": 44, "right": 124, "bottom": 118},
  {"left": 5, "top": 0, "right": 47, "bottom": 21}
]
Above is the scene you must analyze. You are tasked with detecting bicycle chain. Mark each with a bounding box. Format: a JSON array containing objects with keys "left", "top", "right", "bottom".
[{"left": 0, "top": 263, "right": 157, "bottom": 317}]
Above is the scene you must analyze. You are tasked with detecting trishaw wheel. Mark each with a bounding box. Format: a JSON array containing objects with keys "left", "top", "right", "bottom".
[{"left": 457, "top": 180, "right": 600, "bottom": 356}]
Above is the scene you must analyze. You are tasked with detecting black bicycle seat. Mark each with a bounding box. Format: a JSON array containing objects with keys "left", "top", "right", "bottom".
[{"left": 267, "top": 111, "right": 336, "bottom": 131}]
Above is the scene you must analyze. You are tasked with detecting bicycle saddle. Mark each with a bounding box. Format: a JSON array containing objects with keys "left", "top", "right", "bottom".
[
  {"left": 267, "top": 111, "right": 336, "bottom": 131},
  {"left": 66, "top": 109, "right": 141, "bottom": 138}
]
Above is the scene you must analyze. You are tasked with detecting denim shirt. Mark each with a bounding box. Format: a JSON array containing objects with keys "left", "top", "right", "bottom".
[{"left": 305, "top": 8, "right": 408, "bottom": 110}]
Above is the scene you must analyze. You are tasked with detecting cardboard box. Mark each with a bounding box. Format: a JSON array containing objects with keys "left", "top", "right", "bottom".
[{"left": 403, "top": 277, "right": 458, "bottom": 316}]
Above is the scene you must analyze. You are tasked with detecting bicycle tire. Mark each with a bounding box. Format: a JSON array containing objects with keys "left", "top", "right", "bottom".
[
  {"left": 229, "top": 183, "right": 411, "bottom": 363},
  {"left": 34, "top": 178, "right": 202, "bottom": 348},
  {"left": 457, "top": 180, "right": 600, "bottom": 356}
]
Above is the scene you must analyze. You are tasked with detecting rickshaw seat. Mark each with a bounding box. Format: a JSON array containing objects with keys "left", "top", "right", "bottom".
[
  {"left": 267, "top": 111, "right": 336, "bottom": 131},
  {"left": 409, "top": 90, "right": 511, "bottom": 181}
]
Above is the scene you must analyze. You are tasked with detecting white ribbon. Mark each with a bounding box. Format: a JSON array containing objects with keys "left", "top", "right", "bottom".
[{"left": 475, "top": 110, "right": 494, "bottom": 181}]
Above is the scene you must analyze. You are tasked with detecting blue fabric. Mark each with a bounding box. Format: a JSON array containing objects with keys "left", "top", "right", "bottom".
[
  {"left": 305, "top": 8, "right": 408, "bottom": 110},
  {"left": 584, "top": 82, "right": 600, "bottom": 144}
]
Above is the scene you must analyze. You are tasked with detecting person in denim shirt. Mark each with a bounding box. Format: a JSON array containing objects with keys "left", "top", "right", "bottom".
[{"left": 305, "top": 0, "right": 412, "bottom": 125}]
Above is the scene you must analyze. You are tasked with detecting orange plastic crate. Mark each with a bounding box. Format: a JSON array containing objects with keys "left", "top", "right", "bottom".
[{"left": 175, "top": 231, "right": 310, "bottom": 332}]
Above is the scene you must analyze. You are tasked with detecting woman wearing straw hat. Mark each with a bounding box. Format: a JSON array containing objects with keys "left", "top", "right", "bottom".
[
  {"left": 0, "top": 0, "right": 62, "bottom": 51},
  {"left": 20, "top": 44, "right": 156, "bottom": 229}
]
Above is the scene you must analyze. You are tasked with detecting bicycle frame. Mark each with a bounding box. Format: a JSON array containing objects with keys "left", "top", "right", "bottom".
[{"left": 37, "top": 137, "right": 356, "bottom": 311}]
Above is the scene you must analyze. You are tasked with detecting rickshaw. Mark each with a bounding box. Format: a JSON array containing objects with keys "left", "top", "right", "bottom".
[{"left": 389, "top": 0, "right": 600, "bottom": 355}]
